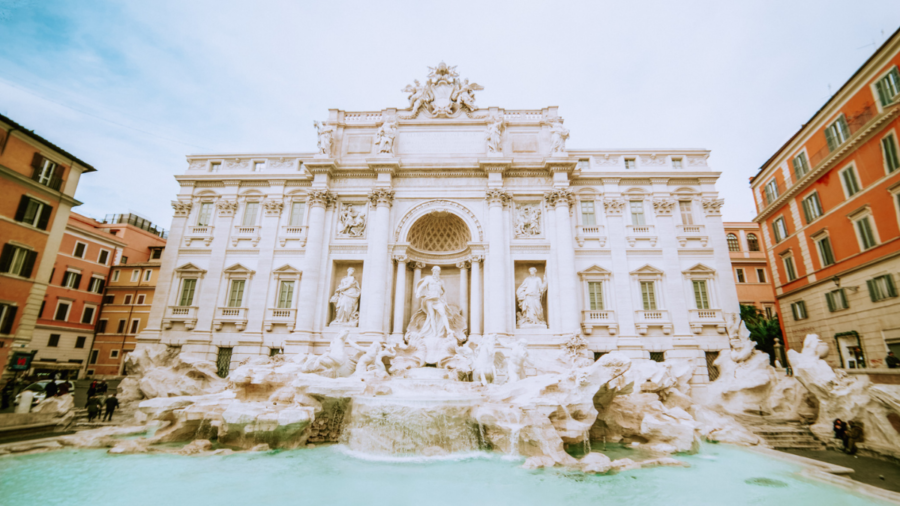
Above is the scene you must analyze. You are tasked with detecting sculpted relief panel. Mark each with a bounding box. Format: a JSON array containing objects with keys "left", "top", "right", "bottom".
[
  {"left": 336, "top": 202, "right": 368, "bottom": 238},
  {"left": 514, "top": 203, "right": 542, "bottom": 238}
]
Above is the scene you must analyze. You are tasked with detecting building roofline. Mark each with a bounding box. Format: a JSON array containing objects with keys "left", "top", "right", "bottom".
[
  {"left": 0, "top": 112, "right": 96, "bottom": 173},
  {"left": 750, "top": 25, "right": 900, "bottom": 185}
]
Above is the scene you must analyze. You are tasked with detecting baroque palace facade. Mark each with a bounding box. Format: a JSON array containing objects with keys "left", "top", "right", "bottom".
[{"left": 138, "top": 64, "right": 738, "bottom": 395}]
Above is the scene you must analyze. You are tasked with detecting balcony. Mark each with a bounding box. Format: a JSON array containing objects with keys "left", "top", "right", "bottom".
[
  {"left": 264, "top": 307, "right": 297, "bottom": 332},
  {"left": 634, "top": 309, "right": 672, "bottom": 335},
  {"left": 278, "top": 225, "right": 308, "bottom": 248},
  {"left": 214, "top": 307, "right": 248, "bottom": 331},
  {"left": 580, "top": 309, "right": 617, "bottom": 335},
  {"left": 184, "top": 225, "right": 215, "bottom": 247},
  {"left": 675, "top": 224, "right": 709, "bottom": 248},
  {"left": 231, "top": 225, "right": 261, "bottom": 247},
  {"left": 689, "top": 308, "right": 726, "bottom": 334},
  {"left": 163, "top": 306, "right": 198, "bottom": 330},
  {"left": 575, "top": 225, "right": 607, "bottom": 247},
  {"left": 625, "top": 224, "right": 657, "bottom": 248}
]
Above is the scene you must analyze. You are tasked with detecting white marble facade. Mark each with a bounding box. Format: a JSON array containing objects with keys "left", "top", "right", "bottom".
[{"left": 138, "top": 64, "right": 738, "bottom": 395}]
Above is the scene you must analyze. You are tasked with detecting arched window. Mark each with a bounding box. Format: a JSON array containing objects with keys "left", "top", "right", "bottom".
[
  {"left": 747, "top": 233, "right": 760, "bottom": 251},
  {"left": 727, "top": 233, "right": 741, "bottom": 252}
]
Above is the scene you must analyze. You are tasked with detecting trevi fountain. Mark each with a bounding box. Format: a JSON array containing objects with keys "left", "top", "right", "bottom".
[{"left": 2, "top": 64, "right": 900, "bottom": 506}]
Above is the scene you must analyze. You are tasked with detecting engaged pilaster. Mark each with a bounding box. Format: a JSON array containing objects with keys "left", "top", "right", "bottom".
[
  {"left": 485, "top": 189, "right": 510, "bottom": 335},
  {"left": 545, "top": 189, "right": 580, "bottom": 334},
  {"left": 362, "top": 188, "right": 395, "bottom": 338},
  {"left": 295, "top": 190, "right": 334, "bottom": 338}
]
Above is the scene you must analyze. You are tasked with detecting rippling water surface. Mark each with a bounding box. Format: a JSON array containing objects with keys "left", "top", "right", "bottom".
[{"left": 0, "top": 443, "right": 888, "bottom": 506}]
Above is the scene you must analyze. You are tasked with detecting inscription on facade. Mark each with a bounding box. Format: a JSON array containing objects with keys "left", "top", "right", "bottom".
[{"left": 397, "top": 130, "right": 484, "bottom": 155}]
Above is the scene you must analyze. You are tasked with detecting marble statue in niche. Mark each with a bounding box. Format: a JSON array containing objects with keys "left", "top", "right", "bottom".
[
  {"left": 337, "top": 204, "right": 367, "bottom": 237},
  {"left": 543, "top": 117, "right": 570, "bottom": 155},
  {"left": 485, "top": 114, "right": 504, "bottom": 154},
  {"left": 313, "top": 120, "right": 335, "bottom": 156},
  {"left": 516, "top": 267, "right": 548, "bottom": 328},
  {"left": 375, "top": 119, "right": 398, "bottom": 155},
  {"left": 514, "top": 203, "right": 541, "bottom": 237},
  {"left": 330, "top": 268, "right": 361, "bottom": 326},
  {"left": 395, "top": 266, "right": 467, "bottom": 368}
]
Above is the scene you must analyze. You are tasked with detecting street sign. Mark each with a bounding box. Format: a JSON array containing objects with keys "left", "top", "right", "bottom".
[{"left": 8, "top": 351, "right": 35, "bottom": 371}]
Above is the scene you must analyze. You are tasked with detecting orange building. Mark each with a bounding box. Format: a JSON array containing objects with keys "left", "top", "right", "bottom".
[
  {"left": 751, "top": 28, "right": 900, "bottom": 369},
  {"left": 724, "top": 222, "right": 778, "bottom": 317},
  {"left": 0, "top": 113, "right": 95, "bottom": 377},
  {"left": 29, "top": 213, "right": 126, "bottom": 379}
]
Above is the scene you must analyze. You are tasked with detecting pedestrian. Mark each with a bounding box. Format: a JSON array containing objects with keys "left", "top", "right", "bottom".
[
  {"left": 98, "top": 380, "right": 108, "bottom": 396},
  {"left": 845, "top": 421, "right": 865, "bottom": 455},
  {"left": 887, "top": 351, "right": 900, "bottom": 369},
  {"left": 833, "top": 418, "right": 847, "bottom": 441},
  {"left": 58, "top": 381, "right": 70, "bottom": 396},
  {"left": 87, "top": 380, "right": 97, "bottom": 399},
  {"left": 103, "top": 394, "right": 119, "bottom": 422},
  {"left": 44, "top": 379, "right": 58, "bottom": 398},
  {"left": 86, "top": 395, "right": 102, "bottom": 422}
]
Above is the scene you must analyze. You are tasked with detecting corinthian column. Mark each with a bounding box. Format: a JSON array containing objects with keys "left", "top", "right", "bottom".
[
  {"left": 485, "top": 189, "right": 510, "bottom": 335},
  {"left": 547, "top": 189, "right": 580, "bottom": 333},
  {"left": 411, "top": 262, "right": 424, "bottom": 314},
  {"left": 457, "top": 260, "right": 469, "bottom": 330},
  {"left": 296, "top": 190, "right": 332, "bottom": 336},
  {"left": 362, "top": 188, "right": 394, "bottom": 338},
  {"left": 469, "top": 254, "right": 483, "bottom": 339},
  {"left": 391, "top": 254, "right": 408, "bottom": 340}
]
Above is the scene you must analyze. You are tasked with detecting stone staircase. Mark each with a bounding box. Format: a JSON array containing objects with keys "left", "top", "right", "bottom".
[{"left": 751, "top": 424, "right": 826, "bottom": 450}]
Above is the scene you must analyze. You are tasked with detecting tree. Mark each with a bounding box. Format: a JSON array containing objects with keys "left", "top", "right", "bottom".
[{"left": 739, "top": 305, "right": 782, "bottom": 365}]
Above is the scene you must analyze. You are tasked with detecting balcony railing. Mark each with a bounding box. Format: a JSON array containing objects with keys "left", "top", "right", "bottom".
[
  {"left": 278, "top": 225, "right": 308, "bottom": 247},
  {"left": 688, "top": 308, "right": 726, "bottom": 334},
  {"left": 676, "top": 224, "right": 709, "bottom": 247},
  {"left": 163, "top": 306, "right": 198, "bottom": 330},
  {"left": 580, "top": 309, "right": 617, "bottom": 335},
  {"left": 676, "top": 224, "right": 705, "bottom": 235},
  {"left": 634, "top": 309, "right": 672, "bottom": 335},
  {"left": 626, "top": 224, "right": 654, "bottom": 235},
  {"left": 265, "top": 307, "right": 297, "bottom": 332},
  {"left": 625, "top": 224, "right": 657, "bottom": 247},
  {"left": 232, "top": 225, "right": 261, "bottom": 247},
  {"left": 575, "top": 225, "right": 607, "bottom": 247},
  {"left": 184, "top": 225, "right": 215, "bottom": 246},
  {"left": 214, "top": 307, "right": 248, "bottom": 331}
]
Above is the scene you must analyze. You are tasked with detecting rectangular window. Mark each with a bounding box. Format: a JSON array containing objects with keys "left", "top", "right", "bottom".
[
  {"left": 672, "top": 158, "right": 683, "bottom": 169},
  {"left": 116, "top": 320, "right": 126, "bottom": 333},
  {"left": 73, "top": 242, "right": 87, "bottom": 258},
  {"left": 764, "top": 180, "right": 779, "bottom": 204},
  {"left": 75, "top": 336, "right": 86, "bottom": 348},
  {"left": 679, "top": 201, "right": 693, "bottom": 225},
  {"left": 48, "top": 334, "right": 60, "bottom": 347},
  {"left": 97, "top": 320, "right": 107, "bottom": 333},
  {"left": 825, "top": 116, "right": 851, "bottom": 151},
  {"left": 277, "top": 280, "right": 295, "bottom": 309},
  {"left": 124, "top": 294, "right": 133, "bottom": 305},
  {"left": 783, "top": 256, "right": 797, "bottom": 282},
  {"left": 121, "top": 256, "right": 128, "bottom": 264},
  {"left": 856, "top": 216, "right": 877, "bottom": 250},
  {"left": 772, "top": 217, "right": 787, "bottom": 242},
  {"left": 587, "top": 281, "right": 603, "bottom": 310},
  {"left": 791, "top": 301, "right": 808, "bottom": 320},
  {"left": 15, "top": 196, "right": 52, "bottom": 230},
  {"left": 875, "top": 67, "right": 900, "bottom": 106},
  {"left": 840, "top": 167, "right": 861, "bottom": 197},
  {"left": 144, "top": 270, "right": 152, "bottom": 282},
  {"left": 630, "top": 201, "right": 645, "bottom": 226},
  {"left": 35, "top": 158, "right": 57, "bottom": 186},
  {"left": 228, "top": 280, "right": 245, "bottom": 307},
  {"left": 111, "top": 350, "right": 120, "bottom": 358},
  {"left": 624, "top": 158, "right": 636, "bottom": 170},
  {"left": 0, "top": 304, "right": 18, "bottom": 334},
  {"left": 210, "top": 162, "right": 221, "bottom": 172},
  {"left": 179, "top": 279, "right": 197, "bottom": 306},
  {"left": 736, "top": 269, "right": 745, "bottom": 283},
  {"left": 792, "top": 152, "right": 810, "bottom": 180},
  {"left": 801, "top": 192, "right": 823, "bottom": 223},
  {"left": 131, "top": 269, "right": 140, "bottom": 282},
  {"left": 103, "top": 295, "right": 114, "bottom": 304},
  {"left": 580, "top": 201, "right": 596, "bottom": 226},
  {"left": 825, "top": 288, "right": 849, "bottom": 312},
  {"left": 693, "top": 280, "right": 710, "bottom": 309},
  {"left": 868, "top": 274, "right": 898, "bottom": 302},
  {"left": 289, "top": 202, "right": 305, "bottom": 227},
  {"left": 88, "top": 277, "right": 105, "bottom": 294},
  {"left": 81, "top": 306, "right": 95, "bottom": 324},
  {"left": 151, "top": 248, "right": 163, "bottom": 260},
  {"left": 640, "top": 281, "right": 657, "bottom": 310},
  {"left": 54, "top": 301, "right": 71, "bottom": 321},
  {"left": 98, "top": 250, "right": 110, "bottom": 265},
  {"left": 0, "top": 244, "right": 37, "bottom": 278},
  {"left": 764, "top": 306, "right": 775, "bottom": 319},
  {"left": 883, "top": 133, "right": 900, "bottom": 174},
  {"left": 816, "top": 236, "right": 836, "bottom": 267},
  {"left": 197, "top": 202, "right": 213, "bottom": 226},
  {"left": 756, "top": 268, "right": 767, "bottom": 283},
  {"left": 137, "top": 294, "right": 145, "bottom": 305},
  {"left": 242, "top": 202, "right": 259, "bottom": 227},
  {"left": 129, "top": 319, "right": 140, "bottom": 334},
  {"left": 253, "top": 161, "right": 265, "bottom": 172},
  {"left": 62, "top": 270, "right": 82, "bottom": 289},
  {"left": 112, "top": 270, "right": 120, "bottom": 282},
  {"left": 89, "top": 350, "right": 99, "bottom": 365}
]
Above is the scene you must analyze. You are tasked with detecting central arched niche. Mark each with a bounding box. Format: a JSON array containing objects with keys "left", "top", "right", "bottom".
[{"left": 407, "top": 211, "right": 471, "bottom": 253}]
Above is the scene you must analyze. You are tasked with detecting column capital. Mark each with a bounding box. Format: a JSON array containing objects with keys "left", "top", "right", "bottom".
[
  {"left": 368, "top": 188, "right": 395, "bottom": 208},
  {"left": 485, "top": 189, "right": 511, "bottom": 206},
  {"left": 414, "top": 262, "right": 426, "bottom": 270},
  {"left": 392, "top": 253, "right": 408, "bottom": 264},
  {"left": 171, "top": 200, "right": 193, "bottom": 217},
  {"left": 469, "top": 253, "right": 484, "bottom": 263},
  {"left": 456, "top": 261, "right": 470, "bottom": 270},
  {"left": 603, "top": 197, "right": 626, "bottom": 215},
  {"left": 307, "top": 189, "right": 335, "bottom": 208},
  {"left": 544, "top": 189, "right": 575, "bottom": 208},
  {"left": 652, "top": 198, "right": 676, "bottom": 216},
  {"left": 702, "top": 198, "right": 725, "bottom": 216},
  {"left": 215, "top": 199, "right": 238, "bottom": 217},
  {"left": 263, "top": 198, "right": 284, "bottom": 216}
]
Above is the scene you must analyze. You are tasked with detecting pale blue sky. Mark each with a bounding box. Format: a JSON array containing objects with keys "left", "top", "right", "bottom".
[{"left": 1, "top": 0, "right": 898, "bottom": 228}]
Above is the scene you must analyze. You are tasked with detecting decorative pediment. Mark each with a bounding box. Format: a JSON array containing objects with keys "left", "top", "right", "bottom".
[
  {"left": 578, "top": 264, "right": 612, "bottom": 281},
  {"left": 273, "top": 264, "right": 301, "bottom": 274},
  {"left": 682, "top": 263, "right": 717, "bottom": 277},
  {"left": 630, "top": 264, "right": 664, "bottom": 276},
  {"left": 174, "top": 263, "right": 206, "bottom": 274},
  {"left": 223, "top": 263, "right": 256, "bottom": 279}
]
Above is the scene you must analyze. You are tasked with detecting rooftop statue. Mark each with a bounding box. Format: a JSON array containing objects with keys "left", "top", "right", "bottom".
[
  {"left": 401, "top": 62, "right": 483, "bottom": 119},
  {"left": 313, "top": 120, "right": 335, "bottom": 156}
]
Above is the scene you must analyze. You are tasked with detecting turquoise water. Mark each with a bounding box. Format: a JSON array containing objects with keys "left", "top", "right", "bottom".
[{"left": 0, "top": 444, "right": 889, "bottom": 506}]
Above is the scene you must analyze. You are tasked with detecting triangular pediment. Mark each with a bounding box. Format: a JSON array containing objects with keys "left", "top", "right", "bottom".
[
  {"left": 579, "top": 265, "right": 611, "bottom": 275},
  {"left": 630, "top": 264, "right": 664, "bottom": 275},
  {"left": 174, "top": 262, "right": 206, "bottom": 273},
  {"left": 682, "top": 263, "right": 716, "bottom": 275},
  {"left": 223, "top": 263, "right": 256, "bottom": 275},
  {"left": 273, "top": 264, "right": 301, "bottom": 274}
]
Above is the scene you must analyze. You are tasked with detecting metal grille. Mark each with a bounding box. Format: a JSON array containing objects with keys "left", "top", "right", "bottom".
[
  {"left": 706, "top": 351, "right": 720, "bottom": 381},
  {"left": 650, "top": 352, "right": 665, "bottom": 363},
  {"left": 216, "top": 347, "right": 233, "bottom": 378}
]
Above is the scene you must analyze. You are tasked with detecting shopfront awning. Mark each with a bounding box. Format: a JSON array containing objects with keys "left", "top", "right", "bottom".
[{"left": 30, "top": 361, "right": 83, "bottom": 370}]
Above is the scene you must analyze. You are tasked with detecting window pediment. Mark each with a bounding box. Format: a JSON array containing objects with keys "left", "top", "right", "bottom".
[
  {"left": 223, "top": 263, "right": 255, "bottom": 279},
  {"left": 579, "top": 264, "right": 611, "bottom": 281},
  {"left": 175, "top": 263, "right": 207, "bottom": 278}
]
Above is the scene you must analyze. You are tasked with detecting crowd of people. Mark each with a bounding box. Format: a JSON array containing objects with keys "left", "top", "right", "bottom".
[
  {"left": 0, "top": 376, "right": 119, "bottom": 422},
  {"left": 832, "top": 418, "right": 865, "bottom": 454}
]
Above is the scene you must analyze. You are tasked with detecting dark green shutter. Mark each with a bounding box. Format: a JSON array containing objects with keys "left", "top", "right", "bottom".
[
  {"left": 867, "top": 279, "right": 878, "bottom": 302},
  {"left": 0, "top": 244, "right": 14, "bottom": 273},
  {"left": 793, "top": 158, "right": 802, "bottom": 180},
  {"left": 802, "top": 199, "right": 811, "bottom": 223},
  {"left": 0, "top": 306, "right": 17, "bottom": 334},
  {"left": 98, "top": 279, "right": 105, "bottom": 292},
  {"left": 30, "top": 152, "right": 43, "bottom": 170},
  {"left": 825, "top": 127, "right": 836, "bottom": 151},
  {"left": 877, "top": 80, "right": 888, "bottom": 106},
  {"left": 826, "top": 292, "right": 835, "bottom": 312},
  {"left": 14, "top": 197, "right": 29, "bottom": 222},
  {"left": 20, "top": 250, "right": 37, "bottom": 278},
  {"left": 73, "top": 273, "right": 82, "bottom": 290},
  {"left": 791, "top": 304, "right": 798, "bottom": 320},
  {"left": 36, "top": 204, "right": 52, "bottom": 230},
  {"left": 886, "top": 275, "right": 897, "bottom": 297}
]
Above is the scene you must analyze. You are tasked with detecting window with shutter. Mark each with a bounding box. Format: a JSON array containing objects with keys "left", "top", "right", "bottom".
[
  {"left": 869, "top": 275, "right": 897, "bottom": 302},
  {"left": 856, "top": 217, "right": 877, "bottom": 249},
  {"left": 747, "top": 234, "right": 760, "bottom": 251},
  {"left": 773, "top": 218, "right": 787, "bottom": 242},
  {"left": 47, "top": 334, "right": 60, "bottom": 347},
  {"left": 75, "top": 336, "right": 86, "bottom": 348},
  {"left": 792, "top": 152, "right": 810, "bottom": 179},
  {"left": 54, "top": 302, "right": 70, "bottom": 321},
  {"left": 73, "top": 242, "right": 86, "bottom": 258},
  {"left": 0, "top": 304, "right": 17, "bottom": 334},
  {"left": 81, "top": 306, "right": 95, "bottom": 324},
  {"left": 130, "top": 319, "right": 140, "bottom": 334},
  {"left": 756, "top": 268, "right": 767, "bottom": 283},
  {"left": 116, "top": 320, "right": 126, "bottom": 333},
  {"left": 882, "top": 133, "right": 900, "bottom": 173},
  {"left": 736, "top": 269, "right": 745, "bottom": 283},
  {"left": 228, "top": 280, "right": 245, "bottom": 307},
  {"left": 179, "top": 279, "right": 197, "bottom": 306},
  {"left": 816, "top": 236, "right": 835, "bottom": 267},
  {"left": 783, "top": 256, "right": 797, "bottom": 281},
  {"left": 876, "top": 67, "right": 900, "bottom": 106},
  {"left": 840, "top": 167, "right": 861, "bottom": 197},
  {"left": 802, "top": 193, "right": 823, "bottom": 223},
  {"left": 588, "top": 282, "right": 603, "bottom": 310},
  {"left": 826, "top": 116, "right": 850, "bottom": 151}
]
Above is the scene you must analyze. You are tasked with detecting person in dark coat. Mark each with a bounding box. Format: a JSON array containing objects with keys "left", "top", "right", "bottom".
[
  {"left": 103, "top": 394, "right": 119, "bottom": 422},
  {"left": 887, "top": 351, "right": 900, "bottom": 369},
  {"left": 86, "top": 395, "right": 102, "bottom": 422},
  {"left": 44, "top": 380, "right": 58, "bottom": 398},
  {"left": 1, "top": 380, "right": 14, "bottom": 409},
  {"left": 97, "top": 381, "right": 108, "bottom": 396},
  {"left": 57, "top": 381, "right": 70, "bottom": 396},
  {"left": 833, "top": 418, "right": 847, "bottom": 442},
  {"left": 845, "top": 421, "right": 864, "bottom": 455},
  {"left": 87, "top": 380, "right": 98, "bottom": 399}
]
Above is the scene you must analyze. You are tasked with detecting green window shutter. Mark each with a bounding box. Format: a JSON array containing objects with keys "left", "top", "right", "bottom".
[
  {"left": 876, "top": 80, "right": 889, "bottom": 106},
  {"left": 825, "top": 126, "right": 836, "bottom": 151},
  {"left": 0, "top": 305, "right": 16, "bottom": 334},
  {"left": 791, "top": 303, "right": 798, "bottom": 320},
  {"left": 838, "top": 117, "right": 850, "bottom": 140},
  {"left": 0, "top": 244, "right": 14, "bottom": 273},
  {"left": 867, "top": 279, "right": 878, "bottom": 302},
  {"left": 37, "top": 204, "right": 52, "bottom": 230},
  {"left": 802, "top": 199, "right": 812, "bottom": 223},
  {"left": 826, "top": 292, "right": 835, "bottom": 312},
  {"left": 228, "top": 280, "right": 245, "bottom": 307},
  {"left": 14, "top": 197, "right": 30, "bottom": 222},
  {"left": 886, "top": 275, "right": 897, "bottom": 297},
  {"left": 793, "top": 157, "right": 803, "bottom": 180},
  {"left": 884, "top": 135, "right": 900, "bottom": 172}
]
